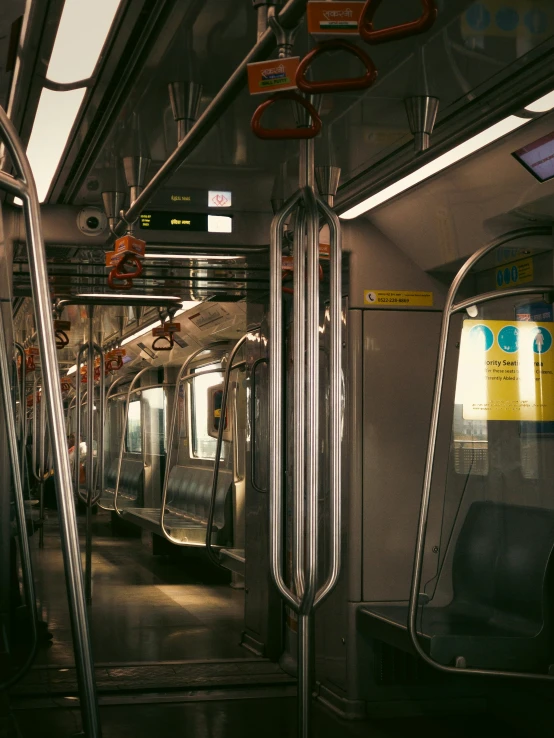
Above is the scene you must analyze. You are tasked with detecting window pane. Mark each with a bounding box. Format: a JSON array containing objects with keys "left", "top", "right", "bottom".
[
  {"left": 126, "top": 399, "right": 142, "bottom": 453},
  {"left": 191, "top": 363, "right": 222, "bottom": 460},
  {"left": 142, "top": 387, "right": 166, "bottom": 455}
]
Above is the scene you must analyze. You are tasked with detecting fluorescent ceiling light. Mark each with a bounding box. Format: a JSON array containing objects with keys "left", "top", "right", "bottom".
[
  {"left": 525, "top": 90, "right": 554, "bottom": 114},
  {"left": 120, "top": 302, "right": 199, "bottom": 346},
  {"left": 208, "top": 215, "right": 233, "bottom": 233},
  {"left": 47, "top": 0, "right": 122, "bottom": 84},
  {"left": 77, "top": 294, "right": 182, "bottom": 301},
  {"left": 26, "top": 88, "right": 86, "bottom": 202},
  {"left": 66, "top": 364, "right": 77, "bottom": 376},
  {"left": 121, "top": 322, "right": 157, "bottom": 347},
  {"left": 175, "top": 300, "right": 200, "bottom": 317},
  {"left": 340, "top": 115, "right": 529, "bottom": 220},
  {"left": 143, "top": 253, "right": 244, "bottom": 260}
]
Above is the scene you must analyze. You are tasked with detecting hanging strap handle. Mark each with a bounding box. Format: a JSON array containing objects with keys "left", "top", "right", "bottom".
[
  {"left": 251, "top": 92, "right": 322, "bottom": 140},
  {"left": 296, "top": 40, "right": 378, "bottom": 94},
  {"left": 55, "top": 330, "right": 70, "bottom": 349},
  {"left": 152, "top": 334, "right": 174, "bottom": 351},
  {"left": 359, "top": 0, "right": 437, "bottom": 44},
  {"left": 112, "top": 252, "right": 143, "bottom": 280}
]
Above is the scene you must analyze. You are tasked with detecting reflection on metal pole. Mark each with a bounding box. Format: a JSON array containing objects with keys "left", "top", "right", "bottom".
[{"left": 0, "top": 105, "right": 102, "bottom": 736}]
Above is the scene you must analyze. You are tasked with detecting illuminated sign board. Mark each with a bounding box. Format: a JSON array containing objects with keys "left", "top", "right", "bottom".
[
  {"left": 513, "top": 131, "right": 554, "bottom": 182},
  {"left": 139, "top": 211, "right": 233, "bottom": 233}
]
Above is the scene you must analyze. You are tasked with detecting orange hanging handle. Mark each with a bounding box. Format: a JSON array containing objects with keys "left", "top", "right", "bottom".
[
  {"left": 358, "top": 0, "right": 437, "bottom": 45},
  {"left": 112, "top": 252, "right": 143, "bottom": 280},
  {"left": 106, "top": 356, "right": 123, "bottom": 373},
  {"left": 296, "top": 39, "right": 378, "bottom": 94},
  {"left": 251, "top": 92, "right": 322, "bottom": 140}
]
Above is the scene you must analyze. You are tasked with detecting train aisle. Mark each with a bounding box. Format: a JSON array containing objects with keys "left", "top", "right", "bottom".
[{"left": 31, "top": 510, "right": 249, "bottom": 665}]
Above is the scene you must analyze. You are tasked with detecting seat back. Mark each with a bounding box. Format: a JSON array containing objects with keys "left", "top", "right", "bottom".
[
  {"left": 166, "top": 464, "right": 233, "bottom": 537},
  {"left": 105, "top": 456, "right": 144, "bottom": 502},
  {"left": 452, "top": 501, "right": 554, "bottom": 628}
]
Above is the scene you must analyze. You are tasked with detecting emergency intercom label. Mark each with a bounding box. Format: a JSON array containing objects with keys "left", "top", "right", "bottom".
[
  {"left": 363, "top": 290, "right": 434, "bottom": 307},
  {"left": 460, "top": 319, "right": 554, "bottom": 421}
]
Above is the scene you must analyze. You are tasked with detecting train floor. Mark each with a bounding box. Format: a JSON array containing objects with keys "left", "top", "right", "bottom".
[{"left": 4, "top": 510, "right": 535, "bottom": 737}]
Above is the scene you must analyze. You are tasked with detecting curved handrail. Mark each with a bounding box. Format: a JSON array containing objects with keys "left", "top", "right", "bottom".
[
  {"left": 359, "top": 0, "right": 437, "bottom": 44},
  {"left": 250, "top": 357, "right": 269, "bottom": 493},
  {"left": 0, "top": 302, "right": 39, "bottom": 690},
  {"left": 296, "top": 39, "right": 378, "bottom": 94},
  {"left": 407, "top": 226, "right": 554, "bottom": 682},
  {"left": 74, "top": 344, "right": 88, "bottom": 500},
  {"left": 205, "top": 336, "right": 250, "bottom": 567},
  {"left": 14, "top": 342, "right": 27, "bottom": 483},
  {"left": 158, "top": 343, "right": 232, "bottom": 544},
  {"left": 0, "top": 104, "right": 101, "bottom": 736},
  {"left": 113, "top": 365, "right": 152, "bottom": 517},
  {"left": 251, "top": 92, "right": 322, "bottom": 140}
]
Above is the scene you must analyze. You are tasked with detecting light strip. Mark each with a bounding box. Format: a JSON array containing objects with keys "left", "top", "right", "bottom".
[
  {"left": 66, "top": 365, "right": 77, "bottom": 376},
  {"left": 77, "top": 293, "right": 182, "bottom": 301},
  {"left": 26, "top": 88, "right": 86, "bottom": 202},
  {"left": 525, "top": 90, "right": 554, "bottom": 114},
  {"left": 143, "top": 254, "right": 245, "bottom": 261},
  {"left": 25, "top": 0, "right": 122, "bottom": 203},
  {"left": 47, "top": 0, "right": 122, "bottom": 84},
  {"left": 120, "top": 301, "right": 199, "bottom": 346},
  {"left": 340, "top": 116, "right": 529, "bottom": 220}
]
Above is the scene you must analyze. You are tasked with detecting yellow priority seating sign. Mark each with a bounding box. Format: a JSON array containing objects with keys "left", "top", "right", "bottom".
[{"left": 459, "top": 319, "right": 554, "bottom": 421}]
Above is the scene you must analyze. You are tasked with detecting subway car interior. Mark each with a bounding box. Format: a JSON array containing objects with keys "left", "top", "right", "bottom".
[{"left": 3, "top": 0, "right": 554, "bottom": 736}]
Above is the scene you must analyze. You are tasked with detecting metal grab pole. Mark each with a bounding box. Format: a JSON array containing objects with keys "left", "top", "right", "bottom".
[
  {"left": 159, "top": 345, "right": 231, "bottom": 545},
  {"left": 269, "top": 160, "right": 343, "bottom": 738},
  {"left": 75, "top": 345, "right": 88, "bottom": 500},
  {"left": 0, "top": 309, "right": 39, "bottom": 690},
  {"left": 269, "top": 189, "right": 303, "bottom": 614},
  {"left": 85, "top": 310, "right": 94, "bottom": 605},
  {"left": 14, "top": 342, "right": 26, "bottom": 484},
  {"left": 38, "top": 379, "right": 47, "bottom": 548},
  {"left": 0, "top": 105, "right": 102, "bottom": 737},
  {"left": 113, "top": 366, "right": 151, "bottom": 517},
  {"left": 205, "top": 335, "right": 251, "bottom": 566},
  {"left": 93, "top": 344, "right": 105, "bottom": 506}
]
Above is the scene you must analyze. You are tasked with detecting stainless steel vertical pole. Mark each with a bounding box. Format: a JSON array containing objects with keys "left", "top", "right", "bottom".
[
  {"left": 38, "top": 378, "right": 46, "bottom": 548},
  {"left": 0, "top": 105, "right": 102, "bottom": 737},
  {"left": 0, "top": 310, "right": 38, "bottom": 690},
  {"left": 85, "top": 309, "right": 94, "bottom": 604}
]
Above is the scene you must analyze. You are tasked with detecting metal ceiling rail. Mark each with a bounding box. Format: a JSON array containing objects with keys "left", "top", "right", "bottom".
[{"left": 112, "top": 0, "right": 309, "bottom": 237}]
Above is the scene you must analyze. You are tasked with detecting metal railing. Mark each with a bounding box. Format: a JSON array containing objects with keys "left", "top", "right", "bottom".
[
  {"left": 158, "top": 343, "right": 232, "bottom": 546},
  {"left": 0, "top": 303, "right": 39, "bottom": 690},
  {"left": 31, "top": 375, "right": 52, "bottom": 548},
  {"left": 408, "top": 226, "right": 554, "bottom": 682},
  {"left": 269, "top": 137, "right": 342, "bottom": 738},
  {"left": 0, "top": 104, "right": 101, "bottom": 736}
]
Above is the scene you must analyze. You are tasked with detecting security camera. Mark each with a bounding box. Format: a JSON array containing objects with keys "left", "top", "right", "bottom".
[{"left": 77, "top": 207, "right": 107, "bottom": 236}]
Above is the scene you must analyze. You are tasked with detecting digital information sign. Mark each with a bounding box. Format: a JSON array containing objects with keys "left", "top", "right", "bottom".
[
  {"left": 139, "top": 211, "right": 233, "bottom": 233},
  {"left": 513, "top": 131, "right": 554, "bottom": 182}
]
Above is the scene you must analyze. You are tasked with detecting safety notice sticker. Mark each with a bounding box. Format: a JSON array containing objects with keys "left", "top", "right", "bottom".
[
  {"left": 363, "top": 290, "right": 434, "bottom": 307},
  {"left": 459, "top": 319, "right": 554, "bottom": 421}
]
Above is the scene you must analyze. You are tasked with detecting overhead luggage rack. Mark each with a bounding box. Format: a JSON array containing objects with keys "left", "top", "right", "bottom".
[{"left": 359, "top": 226, "right": 554, "bottom": 682}]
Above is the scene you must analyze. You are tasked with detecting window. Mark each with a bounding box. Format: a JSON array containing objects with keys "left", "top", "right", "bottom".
[
  {"left": 190, "top": 363, "right": 223, "bottom": 459},
  {"left": 126, "top": 399, "right": 142, "bottom": 453},
  {"left": 143, "top": 387, "right": 166, "bottom": 455}
]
